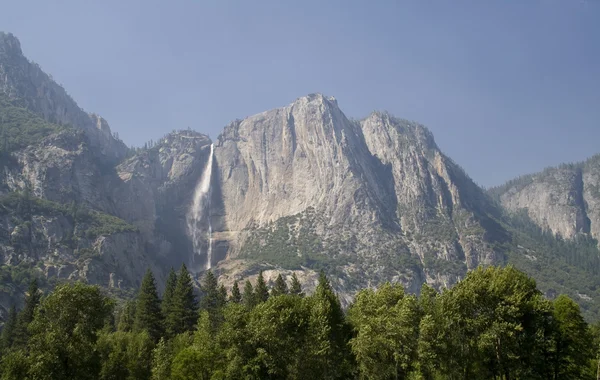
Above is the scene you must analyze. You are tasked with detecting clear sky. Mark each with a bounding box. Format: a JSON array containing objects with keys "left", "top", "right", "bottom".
[{"left": 1, "top": 0, "right": 598, "bottom": 187}]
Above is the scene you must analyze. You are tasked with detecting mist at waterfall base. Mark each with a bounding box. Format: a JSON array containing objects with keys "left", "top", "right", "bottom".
[{"left": 186, "top": 144, "right": 214, "bottom": 273}]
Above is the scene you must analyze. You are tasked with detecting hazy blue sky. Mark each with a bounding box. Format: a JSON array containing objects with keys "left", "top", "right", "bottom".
[{"left": 1, "top": 1, "right": 598, "bottom": 186}]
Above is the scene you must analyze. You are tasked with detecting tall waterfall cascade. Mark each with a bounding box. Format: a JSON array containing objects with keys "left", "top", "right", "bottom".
[{"left": 186, "top": 143, "right": 214, "bottom": 271}]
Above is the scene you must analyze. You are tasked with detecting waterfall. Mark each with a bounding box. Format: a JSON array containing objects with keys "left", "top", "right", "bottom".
[{"left": 187, "top": 143, "right": 214, "bottom": 271}]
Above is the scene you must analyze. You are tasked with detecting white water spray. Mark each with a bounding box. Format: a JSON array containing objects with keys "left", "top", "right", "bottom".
[{"left": 187, "top": 143, "right": 214, "bottom": 271}]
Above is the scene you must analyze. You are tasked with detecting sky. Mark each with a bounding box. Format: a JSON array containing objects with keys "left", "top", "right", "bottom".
[{"left": 1, "top": 1, "right": 598, "bottom": 187}]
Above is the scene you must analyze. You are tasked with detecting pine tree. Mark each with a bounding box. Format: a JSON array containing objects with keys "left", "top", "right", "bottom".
[
  {"left": 271, "top": 274, "right": 288, "bottom": 297},
  {"left": 117, "top": 300, "right": 136, "bottom": 332},
  {"left": 290, "top": 273, "right": 304, "bottom": 297},
  {"left": 200, "top": 270, "right": 219, "bottom": 312},
  {"left": 133, "top": 269, "right": 164, "bottom": 342},
  {"left": 255, "top": 271, "right": 269, "bottom": 304},
  {"left": 230, "top": 281, "right": 242, "bottom": 303},
  {"left": 243, "top": 280, "right": 255, "bottom": 309},
  {"left": 161, "top": 267, "right": 178, "bottom": 316},
  {"left": 218, "top": 284, "right": 228, "bottom": 308},
  {"left": 13, "top": 278, "right": 41, "bottom": 348},
  {"left": 165, "top": 264, "right": 198, "bottom": 337},
  {"left": 305, "top": 271, "right": 353, "bottom": 379},
  {"left": 0, "top": 305, "right": 17, "bottom": 352},
  {"left": 200, "top": 270, "right": 224, "bottom": 332}
]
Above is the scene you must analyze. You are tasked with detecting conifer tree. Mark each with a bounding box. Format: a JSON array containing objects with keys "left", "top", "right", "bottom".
[
  {"left": 161, "top": 267, "right": 177, "bottom": 316},
  {"left": 165, "top": 264, "right": 198, "bottom": 336},
  {"left": 133, "top": 269, "right": 164, "bottom": 342},
  {"left": 290, "top": 273, "right": 304, "bottom": 297},
  {"left": 0, "top": 305, "right": 17, "bottom": 352},
  {"left": 200, "top": 270, "right": 225, "bottom": 331},
  {"left": 243, "top": 280, "right": 255, "bottom": 309},
  {"left": 230, "top": 281, "right": 242, "bottom": 303},
  {"left": 218, "top": 284, "right": 228, "bottom": 308},
  {"left": 305, "top": 271, "right": 353, "bottom": 379},
  {"left": 117, "top": 300, "right": 136, "bottom": 332},
  {"left": 13, "top": 278, "right": 41, "bottom": 348},
  {"left": 255, "top": 271, "right": 269, "bottom": 304},
  {"left": 200, "top": 270, "right": 219, "bottom": 312},
  {"left": 271, "top": 274, "right": 288, "bottom": 297}
]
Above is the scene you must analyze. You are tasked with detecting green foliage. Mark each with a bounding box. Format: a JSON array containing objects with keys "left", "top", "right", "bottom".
[
  {"left": 503, "top": 209, "right": 600, "bottom": 320},
  {"left": 0, "top": 349, "right": 29, "bottom": 380},
  {"left": 26, "top": 282, "right": 114, "bottom": 380},
  {"left": 170, "top": 312, "right": 223, "bottom": 380},
  {"left": 229, "top": 281, "right": 241, "bottom": 304},
  {"left": 133, "top": 270, "right": 164, "bottom": 342},
  {"left": 164, "top": 264, "right": 198, "bottom": 337},
  {"left": 0, "top": 266, "right": 596, "bottom": 379},
  {"left": 117, "top": 300, "right": 136, "bottom": 332},
  {"left": 0, "top": 306, "right": 17, "bottom": 353},
  {"left": 348, "top": 283, "right": 420, "bottom": 379},
  {"left": 12, "top": 279, "right": 40, "bottom": 349},
  {"left": 254, "top": 271, "right": 269, "bottom": 304},
  {"left": 160, "top": 268, "right": 177, "bottom": 322},
  {"left": 290, "top": 273, "right": 304, "bottom": 297},
  {"left": 199, "top": 270, "right": 226, "bottom": 333},
  {"left": 551, "top": 295, "right": 594, "bottom": 379},
  {"left": 0, "top": 93, "right": 68, "bottom": 154},
  {"left": 97, "top": 330, "right": 154, "bottom": 380},
  {"left": 271, "top": 274, "right": 288, "bottom": 297},
  {"left": 242, "top": 280, "right": 255, "bottom": 309}
]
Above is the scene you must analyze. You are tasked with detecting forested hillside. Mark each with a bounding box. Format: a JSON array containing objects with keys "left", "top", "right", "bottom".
[{"left": 0, "top": 266, "right": 598, "bottom": 380}]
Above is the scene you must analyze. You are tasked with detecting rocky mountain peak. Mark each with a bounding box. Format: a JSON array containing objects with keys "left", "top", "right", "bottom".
[
  {"left": 0, "top": 32, "right": 22, "bottom": 57},
  {"left": 0, "top": 31, "right": 128, "bottom": 161}
]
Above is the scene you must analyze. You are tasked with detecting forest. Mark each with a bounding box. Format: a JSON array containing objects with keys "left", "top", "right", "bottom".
[{"left": 0, "top": 265, "right": 598, "bottom": 380}]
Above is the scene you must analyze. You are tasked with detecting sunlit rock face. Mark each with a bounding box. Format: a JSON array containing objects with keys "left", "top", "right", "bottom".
[{"left": 492, "top": 156, "right": 600, "bottom": 243}]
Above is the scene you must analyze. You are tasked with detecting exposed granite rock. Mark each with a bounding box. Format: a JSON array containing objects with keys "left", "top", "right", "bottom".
[
  {"left": 0, "top": 32, "right": 127, "bottom": 161},
  {"left": 212, "top": 94, "right": 507, "bottom": 299},
  {"left": 492, "top": 156, "right": 600, "bottom": 242},
  {"left": 112, "top": 130, "right": 212, "bottom": 264}
]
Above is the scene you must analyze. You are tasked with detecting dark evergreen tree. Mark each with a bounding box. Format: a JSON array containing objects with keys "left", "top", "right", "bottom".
[
  {"left": 165, "top": 264, "right": 198, "bottom": 337},
  {"left": 255, "top": 271, "right": 269, "bottom": 304},
  {"left": 230, "top": 281, "right": 242, "bottom": 304},
  {"left": 218, "top": 284, "right": 228, "bottom": 308},
  {"left": 303, "top": 271, "right": 353, "bottom": 379},
  {"left": 271, "top": 274, "right": 288, "bottom": 297},
  {"left": 243, "top": 280, "right": 255, "bottom": 309},
  {"left": 290, "top": 273, "right": 304, "bottom": 297},
  {"left": 161, "top": 267, "right": 178, "bottom": 316},
  {"left": 0, "top": 305, "right": 17, "bottom": 352},
  {"left": 116, "top": 300, "right": 136, "bottom": 332},
  {"left": 200, "top": 270, "right": 219, "bottom": 312},
  {"left": 13, "top": 278, "right": 41, "bottom": 348},
  {"left": 552, "top": 294, "right": 594, "bottom": 379},
  {"left": 133, "top": 269, "right": 164, "bottom": 342},
  {"left": 200, "top": 270, "right": 225, "bottom": 332}
]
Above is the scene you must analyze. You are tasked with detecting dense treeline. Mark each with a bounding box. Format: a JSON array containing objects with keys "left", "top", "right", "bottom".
[{"left": 1, "top": 265, "right": 599, "bottom": 379}]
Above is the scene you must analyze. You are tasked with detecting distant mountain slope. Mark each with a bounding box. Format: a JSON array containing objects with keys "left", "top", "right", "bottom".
[
  {"left": 0, "top": 32, "right": 128, "bottom": 161},
  {"left": 489, "top": 155, "right": 600, "bottom": 243}
]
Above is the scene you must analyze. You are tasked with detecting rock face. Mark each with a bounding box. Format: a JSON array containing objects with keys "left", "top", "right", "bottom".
[
  {"left": 112, "top": 131, "right": 213, "bottom": 266},
  {"left": 212, "top": 94, "right": 508, "bottom": 296},
  {"left": 0, "top": 32, "right": 128, "bottom": 161},
  {"left": 490, "top": 156, "right": 600, "bottom": 242},
  {"left": 0, "top": 33, "right": 214, "bottom": 317}
]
